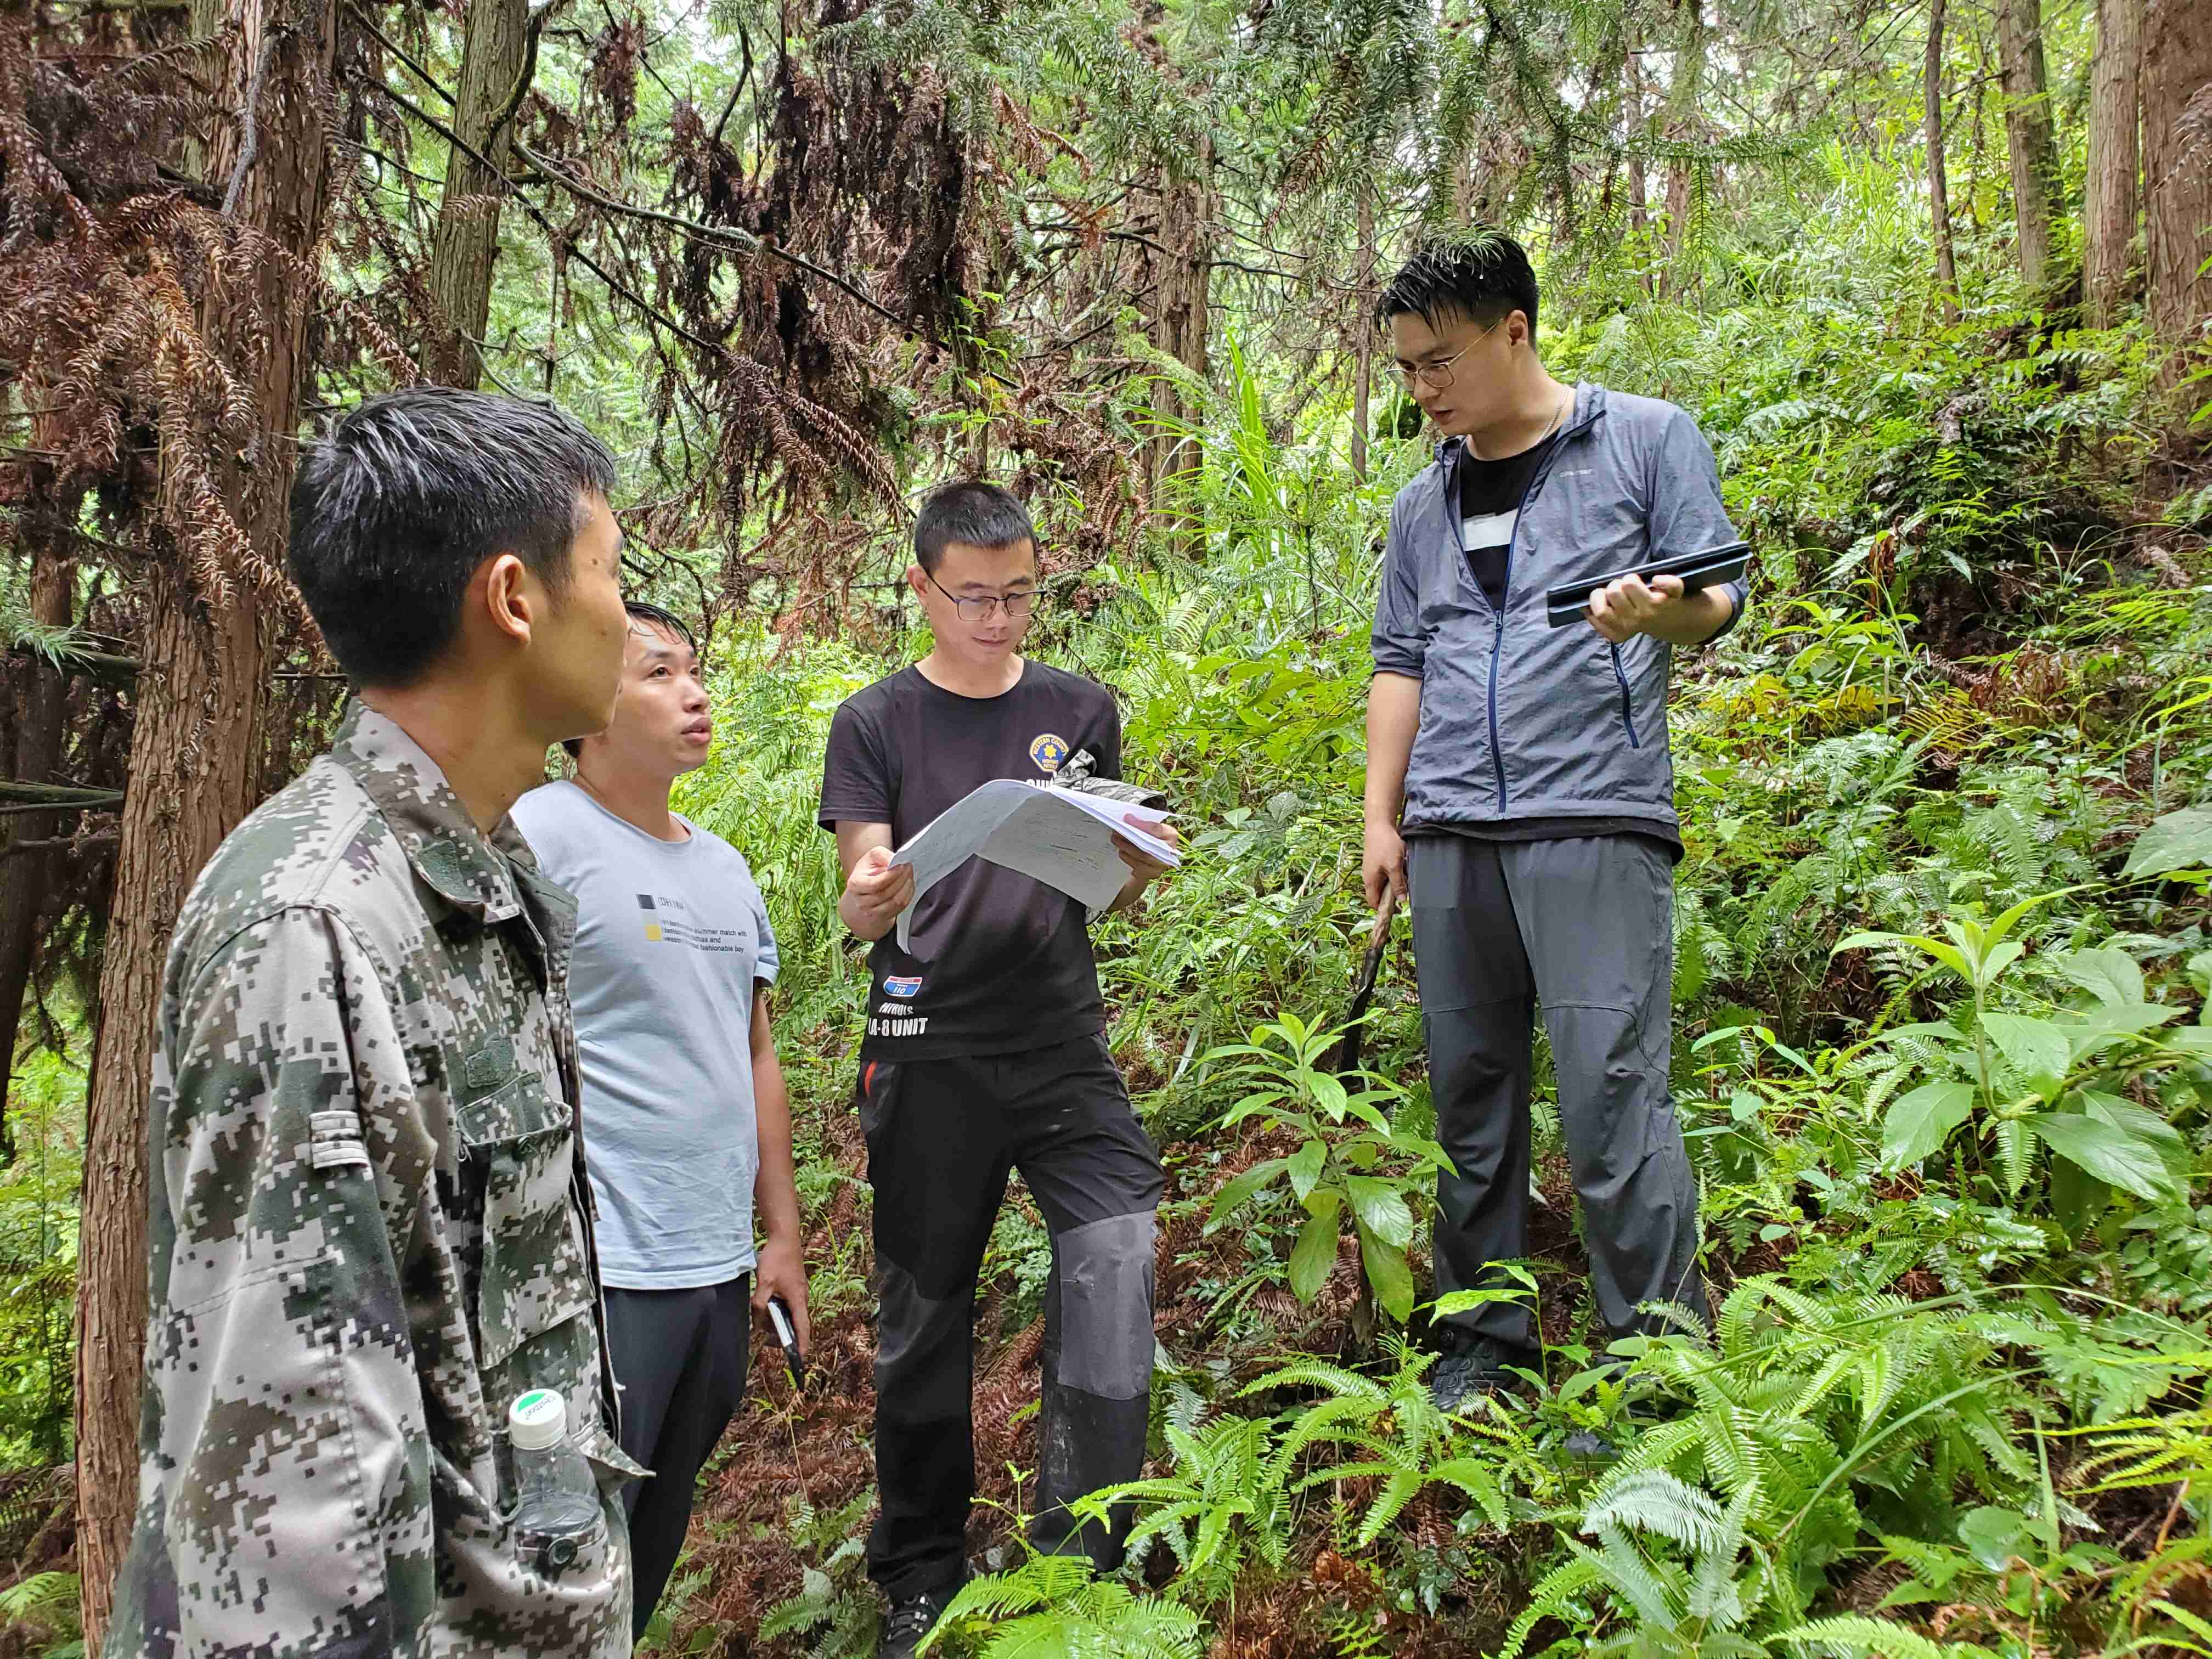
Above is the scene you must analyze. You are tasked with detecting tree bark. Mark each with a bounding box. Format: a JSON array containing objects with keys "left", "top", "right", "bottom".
[
  {"left": 0, "top": 532, "right": 75, "bottom": 1149},
  {"left": 1925, "top": 0, "right": 1962, "bottom": 323},
  {"left": 1627, "top": 43, "right": 1652, "bottom": 295},
  {"left": 75, "top": 0, "right": 338, "bottom": 1646},
  {"left": 2142, "top": 0, "right": 2211, "bottom": 358},
  {"left": 1661, "top": 0, "right": 1706, "bottom": 294},
  {"left": 1996, "top": 0, "right": 2061, "bottom": 295},
  {"left": 2083, "top": 0, "right": 2142, "bottom": 324},
  {"left": 423, "top": 0, "right": 529, "bottom": 388},
  {"left": 1351, "top": 190, "right": 1374, "bottom": 483},
  {"left": 1146, "top": 136, "right": 1214, "bottom": 521}
]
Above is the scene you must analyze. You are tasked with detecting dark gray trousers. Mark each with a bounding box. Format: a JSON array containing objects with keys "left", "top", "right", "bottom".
[
  {"left": 603, "top": 1274, "right": 753, "bottom": 1643},
  {"left": 1408, "top": 832, "right": 1707, "bottom": 1362},
  {"left": 860, "top": 1034, "right": 1164, "bottom": 1602}
]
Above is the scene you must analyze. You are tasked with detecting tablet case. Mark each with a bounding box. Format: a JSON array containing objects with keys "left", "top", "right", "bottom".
[{"left": 1544, "top": 541, "right": 1751, "bottom": 628}]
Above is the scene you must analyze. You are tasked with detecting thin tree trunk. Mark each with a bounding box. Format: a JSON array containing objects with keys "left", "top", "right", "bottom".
[
  {"left": 1996, "top": 0, "right": 2061, "bottom": 295},
  {"left": 1351, "top": 190, "right": 1374, "bottom": 483},
  {"left": 1146, "top": 136, "right": 1214, "bottom": 524},
  {"left": 76, "top": 0, "right": 338, "bottom": 1646},
  {"left": 1661, "top": 0, "right": 1706, "bottom": 294},
  {"left": 1926, "top": 0, "right": 1962, "bottom": 323},
  {"left": 424, "top": 0, "right": 529, "bottom": 388},
  {"left": 1628, "top": 44, "right": 1652, "bottom": 294},
  {"left": 2142, "top": 0, "right": 2211, "bottom": 361},
  {"left": 0, "top": 529, "right": 75, "bottom": 1147},
  {"left": 2083, "top": 0, "right": 2143, "bottom": 323}
]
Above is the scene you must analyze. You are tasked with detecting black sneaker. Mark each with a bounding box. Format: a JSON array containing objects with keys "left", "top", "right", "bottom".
[
  {"left": 879, "top": 1585, "right": 957, "bottom": 1658},
  {"left": 1430, "top": 1338, "right": 1525, "bottom": 1413},
  {"left": 1564, "top": 1397, "right": 1672, "bottom": 1465},
  {"left": 1562, "top": 1425, "right": 1622, "bottom": 1464}
]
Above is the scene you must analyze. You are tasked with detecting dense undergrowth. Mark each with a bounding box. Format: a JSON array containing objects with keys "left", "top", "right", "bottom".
[{"left": 5, "top": 175, "right": 2211, "bottom": 1659}]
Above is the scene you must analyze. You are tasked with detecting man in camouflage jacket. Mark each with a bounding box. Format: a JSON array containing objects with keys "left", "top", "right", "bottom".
[{"left": 103, "top": 389, "right": 642, "bottom": 1658}]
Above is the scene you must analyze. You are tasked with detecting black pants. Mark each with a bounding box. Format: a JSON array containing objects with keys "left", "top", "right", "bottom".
[
  {"left": 603, "top": 1274, "right": 753, "bottom": 1642},
  {"left": 1408, "top": 833, "right": 1707, "bottom": 1362},
  {"left": 861, "top": 1032, "right": 1165, "bottom": 1602}
]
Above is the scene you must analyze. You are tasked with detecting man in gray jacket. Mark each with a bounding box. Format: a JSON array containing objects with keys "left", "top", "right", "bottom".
[{"left": 1361, "top": 236, "right": 1746, "bottom": 1421}]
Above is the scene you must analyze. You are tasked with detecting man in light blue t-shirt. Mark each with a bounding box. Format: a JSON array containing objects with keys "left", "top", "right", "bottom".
[{"left": 512, "top": 601, "right": 808, "bottom": 1641}]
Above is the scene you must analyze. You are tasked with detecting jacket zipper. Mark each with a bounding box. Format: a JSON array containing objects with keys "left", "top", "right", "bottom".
[
  {"left": 1608, "top": 642, "right": 1643, "bottom": 749},
  {"left": 1455, "top": 398, "right": 1599, "bottom": 813}
]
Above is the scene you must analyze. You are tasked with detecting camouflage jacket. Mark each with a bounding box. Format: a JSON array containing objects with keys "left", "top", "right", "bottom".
[{"left": 105, "top": 702, "right": 642, "bottom": 1659}]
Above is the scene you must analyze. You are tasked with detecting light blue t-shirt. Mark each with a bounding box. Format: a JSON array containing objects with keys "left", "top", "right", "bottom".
[{"left": 511, "top": 780, "right": 779, "bottom": 1290}]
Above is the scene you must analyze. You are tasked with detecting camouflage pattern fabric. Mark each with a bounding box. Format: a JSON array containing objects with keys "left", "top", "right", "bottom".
[
  {"left": 1050, "top": 748, "right": 1169, "bottom": 811},
  {"left": 104, "top": 701, "right": 644, "bottom": 1659}
]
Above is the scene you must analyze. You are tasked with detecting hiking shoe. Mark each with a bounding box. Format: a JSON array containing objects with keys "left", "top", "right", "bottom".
[
  {"left": 1430, "top": 1339, "right": 1525, "bottom": 1413},
  {"left": 1564, "top": 1398, "right": 1674, "bottom": 1465},
  {"left": 1563, "top": 1425, "right": 1623, "bottom": 1464},
  {"left": 879, "top": 1587, "right": 956, "bottom": 1658}
]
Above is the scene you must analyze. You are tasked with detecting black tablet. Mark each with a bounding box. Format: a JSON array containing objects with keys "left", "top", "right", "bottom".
[{"left": 1544, "top": 541, "right": 1751, "bottom": 629}]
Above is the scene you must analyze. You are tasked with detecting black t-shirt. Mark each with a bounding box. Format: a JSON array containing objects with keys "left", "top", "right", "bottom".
[
  {"left": 818, "top": 661, "right": 1122, "bottom": 1059},
  {"left": 1458, "top": 428, "right": 1561, "bottom": 613}
]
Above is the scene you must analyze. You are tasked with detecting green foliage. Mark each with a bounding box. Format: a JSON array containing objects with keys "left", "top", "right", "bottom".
[
  {"left": 0, "top": 1571, "right": 82, "bottom": 1659},
  {"left": 1838, "top": 896, "right": 2203, "bottom": 1221},
  {"left": 755, "top": 1490, "right": 881, "bottom": 1658},
  {"left": 921, "top": 1553, "right": 1204, "bottom": 1658},
  {"left": 0, "top": 1046, "right": 82, "bottom": 1468},
  {"left": 1244, "top": 1341, "right": 1554, "bottom": 1545},
  {"left": 1081, "top": 1412, "right": 1295, "bottom": 1607},
  {"left": 1200, "top": 1012, "right": 1452, "bottom": 1322}
]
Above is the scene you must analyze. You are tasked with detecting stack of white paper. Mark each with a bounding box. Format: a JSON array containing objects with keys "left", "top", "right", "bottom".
[{"left": 888, "top": 781, "right": 1180, "bottom": 950}]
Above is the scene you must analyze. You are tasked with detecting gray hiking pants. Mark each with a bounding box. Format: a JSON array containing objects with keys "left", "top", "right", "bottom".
[{"left": 1408, "top": 832, "right": 1707, "bottom": 1361}]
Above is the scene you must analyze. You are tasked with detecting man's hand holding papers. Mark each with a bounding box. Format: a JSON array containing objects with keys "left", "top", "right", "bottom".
[{"left": 886, "top": 780, "right": 1181, "bottom": 950}]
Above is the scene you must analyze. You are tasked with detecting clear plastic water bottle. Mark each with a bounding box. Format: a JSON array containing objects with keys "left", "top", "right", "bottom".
[{"left": 508, "top": 1389, "right": 599, "bottom": 1573}]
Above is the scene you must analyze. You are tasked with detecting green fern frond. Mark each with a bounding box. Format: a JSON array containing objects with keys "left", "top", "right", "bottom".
[
  {"left": 1583, "top": 1468, "right": 1731, "bottom": 1554},
  {"left": 1493, "top": 1555, "right": 1610, "bottom": 1659},
  {"left": 1777, "top": 1613, "right": 1989, "bottom": 1657}
]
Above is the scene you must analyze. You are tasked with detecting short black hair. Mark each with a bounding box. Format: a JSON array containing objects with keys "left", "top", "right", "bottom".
[
  {"left": 912, "top": 480, "right": 1035, "bottom": 575},
  {"left": 561, "top": 601, "right": 699, "bottom": 759},
  {"left": 289, "top": 387, "right": 619, "bottom": 688},
  {"left": 1374, "top": 231, "right": 1540, "bottom": 345}
]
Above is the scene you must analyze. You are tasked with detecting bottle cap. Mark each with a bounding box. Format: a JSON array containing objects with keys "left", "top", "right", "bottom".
[{"left": 508, "top": 1389, "right": 567, "bottom": 1451}]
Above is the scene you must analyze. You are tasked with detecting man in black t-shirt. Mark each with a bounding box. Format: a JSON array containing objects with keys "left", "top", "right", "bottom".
[{"left": 819, "top": 482, "right": 1175, "bottom": 1658}]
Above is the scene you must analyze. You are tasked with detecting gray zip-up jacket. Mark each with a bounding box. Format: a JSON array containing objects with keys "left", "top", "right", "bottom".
[{"left": 1370, "top": 382, "right": 1745, "bottom": 838}]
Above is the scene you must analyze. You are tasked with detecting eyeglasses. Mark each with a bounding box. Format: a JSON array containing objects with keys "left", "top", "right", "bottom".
[
  {"left": 925, "top": 572, "right": 1041, "bottom": 622},
  {"left": 1395, "top": 317, "right": 1503, "bottom": 391}
]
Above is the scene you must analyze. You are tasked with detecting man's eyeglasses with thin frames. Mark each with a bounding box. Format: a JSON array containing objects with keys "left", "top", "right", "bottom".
[
  {"left": 926, "top": 572, "right": 1041, "bottom": 623},
  {"left": 1394, "top": 315, "right": 1504, "bottom": 392}
]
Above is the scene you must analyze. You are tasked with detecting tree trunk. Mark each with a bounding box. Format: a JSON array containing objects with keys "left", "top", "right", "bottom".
[
  {"left": 76, "top": 0, "right": 337, "bottom": 1646},
  {"left": 0, "top": 531, "right": 75, "bottom": 1147},
  {"left": 1627, "top": 44, "right": 1652, "bottom": 294},
  {"left": 1146, "top": 136, "right": 1214, "bottom": 521},
  {"left": 2142, "top": 0, "right": 2212, "bottom": 357},
  {"left": 1628, "top": 44, "right": 1645, "bottom": 243},
  {"left": 424, "top": 0, "right": 529, "bottom": 388},
  {"left": 2083, "top": 0, "right": 2143, "bottom": 324},
  {"left": 1925, "top": 0, "right": 1962, "bottom": 323},
  {"left": 1996, "top": 0, "right": 2061, "bottom": 295},
  {"left": 1351, "top": 190, "right": 1374, "bottom": 483},
  {"left": 1661, "top": 0, "right": 1706, "bottom": 294}
]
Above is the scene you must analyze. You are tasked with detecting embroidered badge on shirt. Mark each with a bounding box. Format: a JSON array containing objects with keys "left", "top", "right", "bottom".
[{"left": 1029, "top": 732, "right": 1069, "bottom": 773}]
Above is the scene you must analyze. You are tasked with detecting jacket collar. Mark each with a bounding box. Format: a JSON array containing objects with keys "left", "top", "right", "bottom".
[
  {"left": 1432, "top": 380, "right": 1608, "bottom": 471},
  {"left": 329, "top": 699, "right": 531, "bottom": 927}
]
